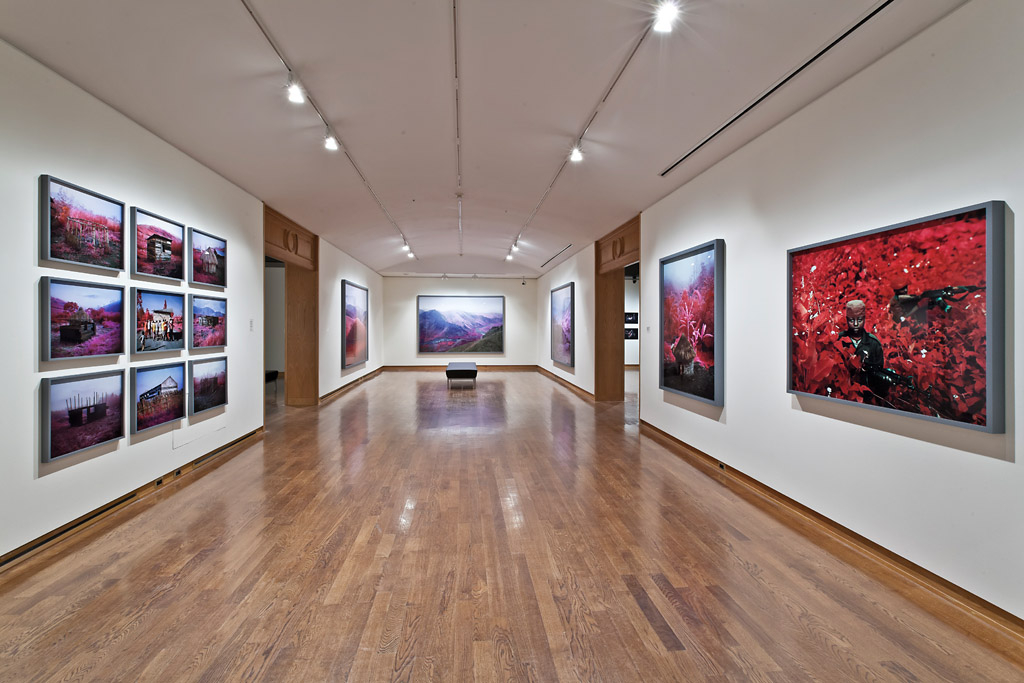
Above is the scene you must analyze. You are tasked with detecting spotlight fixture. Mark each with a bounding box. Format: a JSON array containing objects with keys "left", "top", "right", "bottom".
[
  {"left": 402, "top": 242, "right": 410, "bottom": 251},
  {"left": 407, "top": 251, "right": 415, "bottom": 259},
  {"left": 324, "top": 131, "right": 339, "bottom": 151},
  {"left": 512, "top": 242, "right": 520, "bottom": 252},
  {"left": 505, "top": 253, "right": 514, "bottom": 261},
  {"left": 286, "top": 72, "right": 305, "bottom": 104},
  {"left": 569, "top": 145, "right": 583, "bottom": 163},
  {"left": 654, "top": 1, "right": 680, "bottom": 33}
]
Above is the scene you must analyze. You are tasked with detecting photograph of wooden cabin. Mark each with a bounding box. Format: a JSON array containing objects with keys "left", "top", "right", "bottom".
[
  {"left": 42, "top": 370, "right": 124, "bottom": 461},
  {"left": 131, "top": 363, "right": 185, "bottom": 433},
  {"left": 133, "top": 288, "right": 185, "bottom": 353},
  {"left": 43, "top": 176, "right": 124, "bottom": 271},
  {"left": 132, "top": 208, "right": 184, "bottom": 281},
  {"left": 190, "top": 295, "right": 226, "bottom": 348},
  {"left": 44, "top": 277, "right": 123, "bottom": 360},
  {"left": 189, "top": 228, "right": 226, "bottom": 287}
]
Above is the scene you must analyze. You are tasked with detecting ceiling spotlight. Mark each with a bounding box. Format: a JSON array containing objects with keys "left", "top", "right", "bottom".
[
  {"left": 407, "top": 251, "right": 415, "bottom": 259},
  {"left": 402, "top": 242, "right": 410, "bottom": 251},
  {"left": 324, "top": 132, "right": 339, "bottom": 151},
  {"left": 505, "top": 253, "right": 513, "bottom": 261},
  {"left": 569, "top": 146, "right": 583, "bottom": 163},
  {"left": 286, "top": 72, "right": 305, "bottom": 104},
  {"left": 512, "top": 242, "right": 520, "bottom": 252},
  {"left": 654, "top": 1, "right": 680, "bottom": 32}
]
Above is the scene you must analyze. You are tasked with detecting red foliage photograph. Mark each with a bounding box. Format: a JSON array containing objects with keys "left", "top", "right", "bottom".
[
  {"left": 133, "top": 208, "right": 184, "bottom": 281},
  {"left": 44, "top": 176, "right": 124, "bottom": 271},
  {"left": 43, "top": 370, "right": 124, "bottom": 461},
  {"left": 45, "top": 278, "right": 124, "bottom": 360},
  {"left": 343, "top": 281, "right": 368, "bottom": 367},
  {"left": 789, "top": 203, "right": 1004, "bottom": 430},
  {"left": 191, "top": 295, "right": 227, "bottom": 348},
  {"left": 189, "top": 228, "right": 226, "bottom": 287}
]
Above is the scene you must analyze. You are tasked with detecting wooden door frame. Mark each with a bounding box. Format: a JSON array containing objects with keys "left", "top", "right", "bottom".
[{"left": 594, "top": 215, "right": 640, "bottom": 402}]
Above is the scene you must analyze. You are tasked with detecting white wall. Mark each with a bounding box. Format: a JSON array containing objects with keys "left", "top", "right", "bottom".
[
  {"left": 624, "top": 277, "right": 640, "bottom": 365},
  {"left": 536, "top": 244, "right": 596, "bottom": 394},
  {"left": 264, "top": 265, "right": 285, "bottom": 373},
  {"left": 0, "top": 40, "right": 264, "bottom": 557},
  {"left": 641, "top": 0, "right": 1024, "bottom": 618},
  {"left": 383, "top": 277, "right": 537, "bottom": 366},
  {"left": 319, "top": 239, "right": 385, "bottom": 396}
]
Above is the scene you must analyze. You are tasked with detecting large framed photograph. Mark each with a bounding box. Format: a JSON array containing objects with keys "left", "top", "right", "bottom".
[
  {"left": 550, "top": 282, "right": 574, "bottom": 366},
  {"left": 41, "top": 369, "right": 124, "bottom": 462},
  {"left": 42, "top": 277, "right": 124, "bottom": 360},
  {"left": 132, "top": 288, "right": 185, "bottom": 354},
  {"left": 132, "top": 207, "right": 185, "bottom": 281},
  {"left": 189, "top": 357, "right": 228, "bottom": 415},
  {"left": 41, "top": 176, "right": 124, "bottom": 272},
  {"left": 659, "top": 239, "right": 725, "bottom": 405},
  {"left": 190, "top": 295, "right": 227, "bottom": 349},
  {"left": 417, "top": 295, "right": 504, "bottom": 353},
  {"left": 189, "top": 228, "right": 227, "bottom": 288},
  {"left": 131, "top": 362, "right": 185, "bottom": 433},
  {"left": 342, "top": 280, "right": 369, "bottom": 368},
  {"left": 789, "top": 202, "right": 1005, "bottom": 432}
]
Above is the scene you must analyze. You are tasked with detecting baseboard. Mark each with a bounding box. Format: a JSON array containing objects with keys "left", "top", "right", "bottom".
[
  {"left": 624, "top": 364, "right": 640, "bottom": 369},
  {"left": 0, "top": 426, "right": 264, "bottom": 574},
  {"left": 536, "top": 366, "right": 595, "bottom": 401},
  {"left": 319, "top": 367, "right": 384, "bottom": 403},
  {"left": 638, "top": 419, "right": 1024, "bottom": 665},
  {"left": 382, "top": 365, "right": 536, "bottom": 372}
]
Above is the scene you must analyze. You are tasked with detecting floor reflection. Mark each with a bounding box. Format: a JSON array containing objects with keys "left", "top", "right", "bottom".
[{"left": 415, "top": 377, "right": 507, "bottom": 433}]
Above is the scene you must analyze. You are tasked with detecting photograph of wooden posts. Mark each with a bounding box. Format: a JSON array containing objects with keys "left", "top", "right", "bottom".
[
  {"left": 190, "top": 357, "right": 227, "bottom": 415},
  {"left": 133, "top": 288, "right": 185, "bottom": 353},
  {"left": 42, "top": 277, "right": 124, "bottom": 360},
  {"left": 41, "top": 370, "right": 124, "bottom": 462},
  {"left": 189, "top": 228, "right": 226, "bottom": 287},
  {"left": 132, "top": 207, "right": 184, "bottom": 281},
  {"left": 131, "top": 363, "right": 185, "bottom": 433},
  {"left": 550, "top": 282, "right": 574, "bottom": 366},
  {"left": 42, "top": 176, "right": 124, "bottom": 271},
  {"left": 342, "top": 280, "right": 369, "bottom": 368}
]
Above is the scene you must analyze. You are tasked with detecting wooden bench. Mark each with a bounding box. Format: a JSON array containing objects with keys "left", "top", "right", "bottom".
[{"left": 445, "top": 362, "right": 477, "bottom": 389}]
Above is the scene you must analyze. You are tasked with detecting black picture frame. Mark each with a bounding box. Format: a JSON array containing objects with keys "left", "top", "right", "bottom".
[
  {"left": 131, "top": 287, "right": 186, "bottom": 355},
  {"left": 550, "top": 282, "right": 575, "bottom": 367},
  {"left": 342, "top": 280, "right": 369, "bottom": 368},
  {"left": 787, "top": 201, "right": 1005, "bottom": 433},
  {"left": 189, "top": 294, "right": 227, "bottom": 349},
  {"left": 625, "top": 312, "right": 638, "bottom": 324},
  {"left": 40, "top": 175, "right": 125, "bottom": 272},
  {"left": 131, "top": 207, "right": 185, "bottom": 282},
  {"left": 131, "top": 361, "right": 186, "bottom": 434},
  {"left": 189, "top": 357, "right": 228, "bottom": 415},
  {"left": 41, "top": 369, "right": 125, "bottom": 462},
  {"left": 417, "top": 295, "right": 505, "bottom": 353},
  {"left": 41, "top": 276, "right": 125, "bottom": 361},
  {"left": 659, "top": 239, "right": 725, "bottom": 406},
  {"left": 624, "top": 327, "right": 638, "bottom": 340},
  {"left": 188, "top": 227, "right": 227, "bottom": 288}
]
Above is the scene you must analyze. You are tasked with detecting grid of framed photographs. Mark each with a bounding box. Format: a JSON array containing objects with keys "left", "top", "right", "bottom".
[{"left": 37, "top": 174, "right": 230, "bottom": 463}]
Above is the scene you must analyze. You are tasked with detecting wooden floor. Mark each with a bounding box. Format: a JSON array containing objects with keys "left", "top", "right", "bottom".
[{"left": 1, "top": 371, "right": 1021, "bottom": 681}]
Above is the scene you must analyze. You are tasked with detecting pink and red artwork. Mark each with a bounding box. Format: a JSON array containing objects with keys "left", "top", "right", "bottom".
[
  {"left": 189, "top": 228, "right": 226, "bottom": 287},
  {"left": 43, "top": 176, "right": 124, "bottom": 271},
  {"left": 191, "top": 295, "right": 226, "bottom": 348},
  {"left": 550, "top": 283, "right": 574, "bottom": 366},
  {"left": 45, "top": 278, "right": 124, "bottom": 360},
  {"left": 789, "top": 202, "right": 1005, "bottom": 431},
  {"left": 190, "top": 358, "right": 227, "bottom": 414},
  {"left": 133, "top": 208, "right": 184, "bottom": 281},
  {"left": 660, "top": 240, "right": 724, "bottom": 405},
  {"left": 418, "top": 295, "right": 504, "bottom": 353},
  {"left": 342, "top": 280, "right": 368, "bottom": 368},
  {"left": 42, "top": 370, "right": 124, "bottom": 462},
  {"left": 132, "top": 363, "right": 185, "bottom": 432}
]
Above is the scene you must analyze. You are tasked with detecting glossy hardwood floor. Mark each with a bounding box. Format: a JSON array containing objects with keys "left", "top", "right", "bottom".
[{"left": 1, "top": 371, "right": 1020, "bottom": 681}]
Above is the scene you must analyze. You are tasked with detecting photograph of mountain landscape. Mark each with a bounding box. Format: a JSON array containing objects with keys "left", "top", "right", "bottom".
[
  {"left": 418, "top": 295, "right": 504, "bottom": 353},
  {"left": 44, "top": 277, "right": 124, "bottom": 360},
  {"left": 189, "top": 228, "right": 226, "bottom": 287},
  {"left": 190, "top": 357, "right": 227, "bottom": 415},
  {"left": 43, "top": 175, "right": 124, "bottom": 271},
  {"left": 550, "top": 282, "right": 574, "bottom": 366},
  {"left": 42, "top": 369, "right": 124, "bottom": 462},
  {"left": 190, "top": 295, "right": 227, "bottom": 348},
  {"left": 132, "top": 207, "right": 184, "bottom": 281},
  {"left": 342, "top": 280, "right": 368, "bottom": 367}
]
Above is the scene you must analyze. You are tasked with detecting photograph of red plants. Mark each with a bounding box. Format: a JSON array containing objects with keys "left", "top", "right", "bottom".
[
  {"left": 132, "top": 363, "right": 185, "bottom": 433},
  {"left": 133, "top": 208, "right": 184, "bottom": 281},
  {"left": 190, "top": 358, "right": 227, "bottom": 414},
  {"left": 191, "top": 295, "right": 226, "bottom": 348},
  {"left": 43, "top": 370, "right": 124, "bottom": 462},
  {"left": 550, "top": 282, "right": 574, "bottom": 366},
  {"left": 789, "top": 203, "right": 1004, "bottom": 431},
  {"left": 660, "top": 240, "right": 724, "bottom": 405},
  {"left": 342, "top": 280, "right": 368, "bottom": 368},
  {"left": 189, "top": 228, "right": 226, "bottom": 287},
  {"left": 44, "top": 277, "right": 124, "bottom": 360},
  {"left": 43, "top": 176, "right": 124, "bottom": 270}
]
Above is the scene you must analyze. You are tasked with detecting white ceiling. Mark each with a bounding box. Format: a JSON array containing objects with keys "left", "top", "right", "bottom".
[{"left": 0, "top": 0, "right": 967, "bottom": 277}]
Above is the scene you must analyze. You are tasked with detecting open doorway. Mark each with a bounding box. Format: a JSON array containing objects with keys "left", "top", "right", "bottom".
[
  {"left": 594, "top": 215, "right": 640, "bottom": 401},
  {"left": 624, "top": 262, "right": 640, "bottom": 412},
  {"left": 265, "top": 256, "right": 285, "bottom": 413}
]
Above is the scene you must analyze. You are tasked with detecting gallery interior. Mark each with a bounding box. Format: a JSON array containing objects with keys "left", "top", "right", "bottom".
[{"left": 2, "top": 0, "right": 1023, "bottom": 679}]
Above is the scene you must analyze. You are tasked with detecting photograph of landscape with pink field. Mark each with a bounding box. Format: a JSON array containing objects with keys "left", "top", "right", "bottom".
[
  {"left": 190, "top": 358, "right": 227, "bottom": 414},
  {"left": 190, "top": 228, "right": 226, "bottom": 287},
  {"left": 191, "top": 295, "right": 226, "bottom": 348},
  {"left": 133, "top": 208, "right": 184, "bottom": 280},
  {"left": 45, "top": 278, "right": 123, "bottom": 360},
  {"left": 44, "top": 176, "right": 124, "bottom": 270},
  {"left": 43, "top": 370, "right": 124, "bottom": 461}
]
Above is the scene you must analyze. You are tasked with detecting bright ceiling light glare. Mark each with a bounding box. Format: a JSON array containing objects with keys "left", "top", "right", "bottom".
[
  {"left": 653, "top": 1, "right": 680, "bottom": 33},
  {"left": 324, "top": 133, "right": 339, "bottom": 151},
  {"left": 402, "top": 243, "right": 410, "bottom": 251},
  {"left": 569, "top": 146, "right": 583, "bottom": 163},
  {"left": 512, "top": 242, "right": 520, "bottom": 252},
  {"left": 407, "top": 251, "right": 415, "bottom": 259},
  {"left": 506, "top": 253, "right": 514, "bottom": 261},
  {"left": 286, "top": 73, "right": 305, "bottom": 104}
]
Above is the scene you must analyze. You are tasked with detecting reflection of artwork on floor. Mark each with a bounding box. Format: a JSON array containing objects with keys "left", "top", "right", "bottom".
[
  {"left": 418, "top": 295, "right": 504, "bottom": 353},
  {"left": 660, "top": 239, "right": 724, "bottom": 405}
]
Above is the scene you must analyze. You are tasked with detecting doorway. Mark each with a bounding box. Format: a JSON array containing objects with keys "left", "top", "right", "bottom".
[{"left": 594, "top": 215, "right": 640, "bottom": 401}]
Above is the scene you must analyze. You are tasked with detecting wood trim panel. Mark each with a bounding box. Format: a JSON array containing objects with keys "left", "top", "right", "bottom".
[
  {"left": 265, "top": 205, "right": 318, "bottom": 270},
  {"left": 594, "top": 267, "right": 625, "bottom": 401},
  {"left": 285, "top": 262, "right": 319, "bottom": 406},
  {"left": 639, "top": 419, "right": 1024, "bottom": 663},
  {"left": 536, "top": 366, "right": 596, "bottom": 401},
  {"left": 596, "top": 214, "right": 640, "bottom": 275}
]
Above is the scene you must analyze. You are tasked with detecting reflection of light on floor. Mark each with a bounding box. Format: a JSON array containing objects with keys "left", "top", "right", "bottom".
[
  {"left": 399, "top": 498, "right": 416, "bottom": 532},
  {"left": 500, "top": 480, "right": 524, "bottom": 530}
]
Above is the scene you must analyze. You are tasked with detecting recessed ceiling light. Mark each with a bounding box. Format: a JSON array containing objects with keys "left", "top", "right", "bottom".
[{"left": 654, "top": 2, "right": 679, "bottom": 33}]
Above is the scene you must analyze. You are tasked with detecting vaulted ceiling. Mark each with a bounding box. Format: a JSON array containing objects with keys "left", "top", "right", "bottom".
[{"left": 0, "top": 0, "right": 966, "bottom": 276}]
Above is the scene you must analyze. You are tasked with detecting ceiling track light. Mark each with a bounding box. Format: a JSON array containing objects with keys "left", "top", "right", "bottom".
[
  {"left": 569, "top": 145, "right": 584, "bottom": 163},
  {"left": 401, "top": 242, "right": 410, "bottom": 252},
  {"left": 324, "top": 130, "right": 339, "bottom": 151},
  {"left": 505, "top": 253, "right": 514, "bottom": 262},
  {"left": 407, "top": 251, "right": 415, "bottom": 259},
  {"left": 286, "top": 72, "right": 305, "bottom": 104},
  {"left": 654, "top": 1, "right": 680, "bottom": 33},
  {"left": 512, "top": 242, "right": 520, "bottom": 252}
]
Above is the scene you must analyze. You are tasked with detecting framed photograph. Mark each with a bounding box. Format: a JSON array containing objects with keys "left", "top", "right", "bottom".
[
  {"left": 659, "top": 239, "right": 725, "bottom": 405},
  {"left": 131, "top": 362, "right": 185, "bottom": 433},
  {"left": 132, "top": 288, "right": 185, "bottom": 354},
  {"left": 417, "top": 295, "right": 504, "bottom": 353},
  {"left": 625, "top": 312, "right": 638, "bottom": 324},
  {"left": 42, "top": 277, "right": 124, "bottom": 360},
  {"left": 342, "top": 280, "right": 369, "bottom": 368},
  {"left": 625, "top": 327, "right": 638, "bottom": 340},
  {"left": 41, "top": 175, "right": 124, "bottom": 272},
  {"left": 550, "top": 282, "right": 574, "bottom": 366},
  {"left": 41, "top": 369, "right": 124, "bottom": 462},
  {"left": 789, "top": 202, "right": 1005, "bottom": 432},
  {"left": 132, "top": 207, "right": 185, "bottom": 281},
  {"left": 189, "top": 228, "right": 227, "bottom": 288},
  {"left": 190, "top": 295, "right": 227, "bottom": 349},
  {"left": 189, "top": 357, "right": 228, "bottom": 415}
]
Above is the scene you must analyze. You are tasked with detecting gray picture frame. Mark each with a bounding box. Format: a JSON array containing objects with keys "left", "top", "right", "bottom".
[
  {"left": 41, "top": 175, "right": 125, "bottom": 272},
  {"left": 131, "top": 206, "right": 185, "bottom": 282},
  {"left": 189, "top": 357, "right": 228, "bottom": 415},
  {"left": 550, "top": 282, "right": 575, "bottom": 367},
  {"left": 131, "top": 287, "right": 186, "bottom": 355},
  {"left": 342, "top": 280, "right": 369, "bottom": 368},
  {"left": 41, "top": 276, "right": 125, "bottom": 362},
  {"left": 188, "top": 227, "right": 227, "bottom": 289},
  {"left": 189, "top": 294, "right": 227, "bottom": 350},
  {"left": 131, "top": 361, "right": 186, "bottom": 434},
  {"left": 41, "top": 369, "right": 125, "bottom": 462}
]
